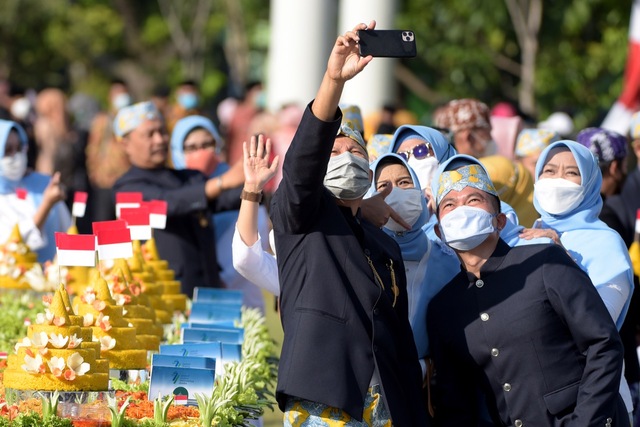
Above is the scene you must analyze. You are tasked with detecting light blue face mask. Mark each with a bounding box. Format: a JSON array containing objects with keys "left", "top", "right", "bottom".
[
  {"left": 178, "top": 93, "right": 199, "bottom": 110},
  {"left": 439, "top": 205, "right": 497, "bottom": 251}
]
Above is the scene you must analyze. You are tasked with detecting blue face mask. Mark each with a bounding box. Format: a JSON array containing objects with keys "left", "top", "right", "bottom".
[{"left": 178, "top": 93, "right": 199, "bottom": 110}]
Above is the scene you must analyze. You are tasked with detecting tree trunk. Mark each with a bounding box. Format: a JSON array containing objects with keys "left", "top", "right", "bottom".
[{"left": 505, "top": 0, "right": 543, "bottom": 116}]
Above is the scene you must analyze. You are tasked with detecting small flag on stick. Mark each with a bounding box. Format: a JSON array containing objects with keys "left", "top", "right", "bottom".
[
  {"left": 97, "top": 228, "right": 133, "bottom": 260},
  {"left": 72, "top": 192, "right": 88, "bottom": 218},
  {"left": 55, "top": 233, "right": 96, "bottom": 267},
  {"left": 120, "top": 207, "right": 152, "bottom": 241},
  {"left": 115, "top": 192, "right": 142, "bottom": 218}
]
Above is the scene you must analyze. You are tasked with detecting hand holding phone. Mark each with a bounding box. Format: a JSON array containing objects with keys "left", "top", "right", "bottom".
[{"left": 358, "top": 29, "right": 417, "bottom": 58}]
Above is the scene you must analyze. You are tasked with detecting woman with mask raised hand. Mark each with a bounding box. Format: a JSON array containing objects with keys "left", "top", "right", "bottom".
[
  {"left": 0, "top": 119, "right": 70, "bottom": 262},
  {"left": 521, "top": 139, "right": 634, "bottom": 420},
  {"left": 170, "top": 115, "right": 266, "bottom": 311}
]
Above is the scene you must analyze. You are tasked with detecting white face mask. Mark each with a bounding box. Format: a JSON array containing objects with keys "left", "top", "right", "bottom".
[
  {"left": 407, "top": 156, "right": 439, "bottom": 192},
  {"left": 383, "top": 187, "right": 424, "bottom": 232},
  {"left": 323, "top": 152, "right": 371, "bottom": 200},
  {"left": 10, "top": 98, "right": 31, "bottom": 121},
  {"left": 439, "top": 205, "right": 497, "bottom": 251},
  {"left": 112, "top": 93, "right": 132, "bottom": 111},
  {"left": 1, "top": 151, "right": 27, "bottom": 181},
  {"left": 534, "top": 178, "right": 584, "bottom": 215}
]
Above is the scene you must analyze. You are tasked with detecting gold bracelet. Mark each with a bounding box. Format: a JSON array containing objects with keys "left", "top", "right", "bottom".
[{"left": 240, "top": 189, "right": 263, "bottom": 203}]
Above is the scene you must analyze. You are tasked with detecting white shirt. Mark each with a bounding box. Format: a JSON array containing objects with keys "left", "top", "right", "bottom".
[
  {"left": 0, "top": 193, "right": 45, "bottom": 251},
  {"left": 231, "top": 226, "right": 280, "bottom": 296}
]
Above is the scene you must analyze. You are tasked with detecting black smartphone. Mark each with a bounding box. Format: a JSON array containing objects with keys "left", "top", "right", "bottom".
[{"left": 358, "top": 29, "right": 417, "bottom": 58}]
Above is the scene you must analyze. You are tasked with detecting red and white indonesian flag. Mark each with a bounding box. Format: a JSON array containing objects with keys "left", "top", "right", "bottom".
[
  {"left": 115, "top": 192, "right": 142, "bottom": 219},
  {"left": 72, "top": 192, "right": 88, "bottom": 218},
  {"left": 601, "top": 0, "right": 640, "bottom": 134},
  {"left": 144, "top": 200, "right": 168, "bottom": 230},
  {"left": 55, "top": 232, "right": 96, "bottom": 267},
  {"left": 96, "top": 227, "right": 133, "bottom": 260},
  {"left": 92, "top": 220, "right": 127, "bottom": 236},
  {"left": 636, "top": 209, "right": 640, "bottom": 234},
  {"left": 120, "top": 207, "right": 152, "bottom": 241},
  {"left": 15, "top": 188, "right": 27, "bottom": 200}
]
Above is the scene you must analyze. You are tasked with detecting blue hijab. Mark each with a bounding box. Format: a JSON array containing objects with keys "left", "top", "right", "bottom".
[
  {"left": 534, "top": 140, "right": 633, "bottom": 328},
  {"left": 0, "top": 119, "right": 69, "bottom": 261},
  {"left": 0, "top": 120, "right": 29, "bottom": 194},
  {"left": 391, "top": 124, "right": 456, "bottom": 163},
  {"left": 371, "top": 153, "right": 461, "bottom": 358},
  {"left": 170, "top": 115, "right": 222, "bottom": 170},
  {"left": 391, "top": 125, "right": 457, "bottom": 242},
  {"left": 370, "top": 153, "right": 429, "bottom": 262}
]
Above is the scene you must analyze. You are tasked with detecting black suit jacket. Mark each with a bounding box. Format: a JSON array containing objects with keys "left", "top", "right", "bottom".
[
  {"left": 428, "top": 240, "right": 625, "bottom": 426},
  {"left": 271, "top": 104, "right": 428, "bottom": 426},
  {"left": 113, "top": 166, "right": 241, "bottom": 297}
]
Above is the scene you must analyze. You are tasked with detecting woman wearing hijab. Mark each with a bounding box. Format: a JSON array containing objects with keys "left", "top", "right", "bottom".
[
  {"left": 370, "top": 152, "right": 460, "bottom": 378},
  {"left": 170, "top": 115, "right": 266, "bottom": 311},
  {"left": 0, "top": 119, "right": 70, "bottom": 262},
  {"left": 522, "top": 139, "right": 634, "bottom": 419},
  {"left": 480, "top": 154, "right": 538, "bottom": 227}
]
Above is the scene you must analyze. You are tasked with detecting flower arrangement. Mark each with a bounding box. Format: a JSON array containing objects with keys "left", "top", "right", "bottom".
[{"left": 0, "top": 307, "right": 279, "bottom": 426}]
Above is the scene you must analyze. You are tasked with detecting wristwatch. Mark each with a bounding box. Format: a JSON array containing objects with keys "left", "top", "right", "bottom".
[{"left": 240, "top": 189, "right": 263, "bottom": 203}]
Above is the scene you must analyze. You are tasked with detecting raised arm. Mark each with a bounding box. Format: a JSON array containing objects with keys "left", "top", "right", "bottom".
[
  {"left": 312, "top": 21, "right": 375, "bottom": 121},
  {"left": 237, "top": 134, "right": 278, "bottom": 246}
]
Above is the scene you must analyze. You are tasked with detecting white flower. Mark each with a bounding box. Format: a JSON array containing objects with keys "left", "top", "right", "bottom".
[
  {"left": 14, "top": 337, "right": 31, "bottom": 354},
  {"left": 83, "top": 292, "right": 96, "bottom": 305},
  {"left": 22, "top": 353, "right": 44, "bottom": 374},
  {"left": 31, "top": 332, "right": 49, "bottom": 348},
  {"left": 67, "top": 334, "right": 83, "bottom": 349},
  {"left": 66, "top": 353, "right": 90, "bottom": 376},
  {"left": 48, "top": 333, "right": 69, "bottom": 349},
  {"left": 36, "top": 309, "right": 54, "bottom": 325},
  {"left": 6, "top": 242, "right": 17, "bottom": 252},
  {"left": 47, "top": 356, "right": 65, "bottom": 377},
  {"left": 99, "top": 336, "right": 116, "bottom": 351},
  {"left": 83, "top": 313, "right": 95, "bottom": 327}
]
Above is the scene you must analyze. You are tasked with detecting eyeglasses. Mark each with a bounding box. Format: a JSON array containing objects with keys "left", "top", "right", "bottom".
[
  {"left": 397, "top": 142, "right": 434, "bottom": 161},
  {"left": 183, "top": 139, "right": 217, "bottom": 154}
]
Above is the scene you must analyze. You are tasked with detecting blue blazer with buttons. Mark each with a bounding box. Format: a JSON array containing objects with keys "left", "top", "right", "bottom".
[{"left": 428, "top": 239, "right": 626, "bottom": 426}]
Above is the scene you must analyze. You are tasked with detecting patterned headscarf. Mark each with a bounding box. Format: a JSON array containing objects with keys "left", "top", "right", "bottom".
[
  {"left": 630, "top": 111, "right": 640, "bottom": 139},
  {"left": 337, "top": 119, "right": 366, "bottom": 150},
  {"left": 433, "top": 98, "right": 491, "bottom": 134},
  {"left": 367, "top": 134, "right": 393, "bottom": 163},
  {"left": 339, "top": 103, "right": 364, "bottom": 134},
  {"left": 432, "top": 154, "right": 498, "bottom": 207},
  {"left": 515, "top": 128, "right": 561, "bottom": 158},
  {"left": 575, "top": 127, "right": 627, "bottom": 164},
  {"left": 113, "top": 101, "right": 162, "bottom": 138}
]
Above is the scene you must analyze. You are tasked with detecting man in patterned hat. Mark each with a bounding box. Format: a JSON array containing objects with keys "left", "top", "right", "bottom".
[
  {"left": 112, "top": 101, "right": 245, "bottom": 297},
  {"left": 427, "top": 154, "right": 626, "bottom": 426},
  {"left": 576, "top": 127, "right": 628, "bottom": 197},
  {"left": 433, "top": 98, "right": 496, "bottom": 158}
]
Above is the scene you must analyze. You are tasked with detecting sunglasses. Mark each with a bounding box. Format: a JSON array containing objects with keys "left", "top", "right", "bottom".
[
  {"left": 397, "top": 142, "right": 434, "bottom": 161},
  {"left": 183, "top": 139, "right": 217, "bottom": 154}
]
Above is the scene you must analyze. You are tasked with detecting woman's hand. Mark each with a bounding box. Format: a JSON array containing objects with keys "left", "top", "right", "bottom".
[
  {"left": 519, "top": 227, "right": 561, "bottom": 245},
  {"left": 42, "top": 172, "right": 65, "bottom": 208},
  {"left": 243, "top": 134, "right": 279, "bottom": 194}
]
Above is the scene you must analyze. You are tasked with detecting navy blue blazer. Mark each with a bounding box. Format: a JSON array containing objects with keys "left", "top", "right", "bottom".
[
  {"left": 113, "top": 165, "right": 241, "bottom": 297},
  {"left": 271, "top": 104, "right": 428, "bottom": 426},
  {"left": 428, "top": 239, "right": 626, "bottom": 426}
]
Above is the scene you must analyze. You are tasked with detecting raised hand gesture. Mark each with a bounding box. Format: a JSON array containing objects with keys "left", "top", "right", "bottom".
[{"left": 242, "top": 134, "right": 279, "bottom": 194}]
